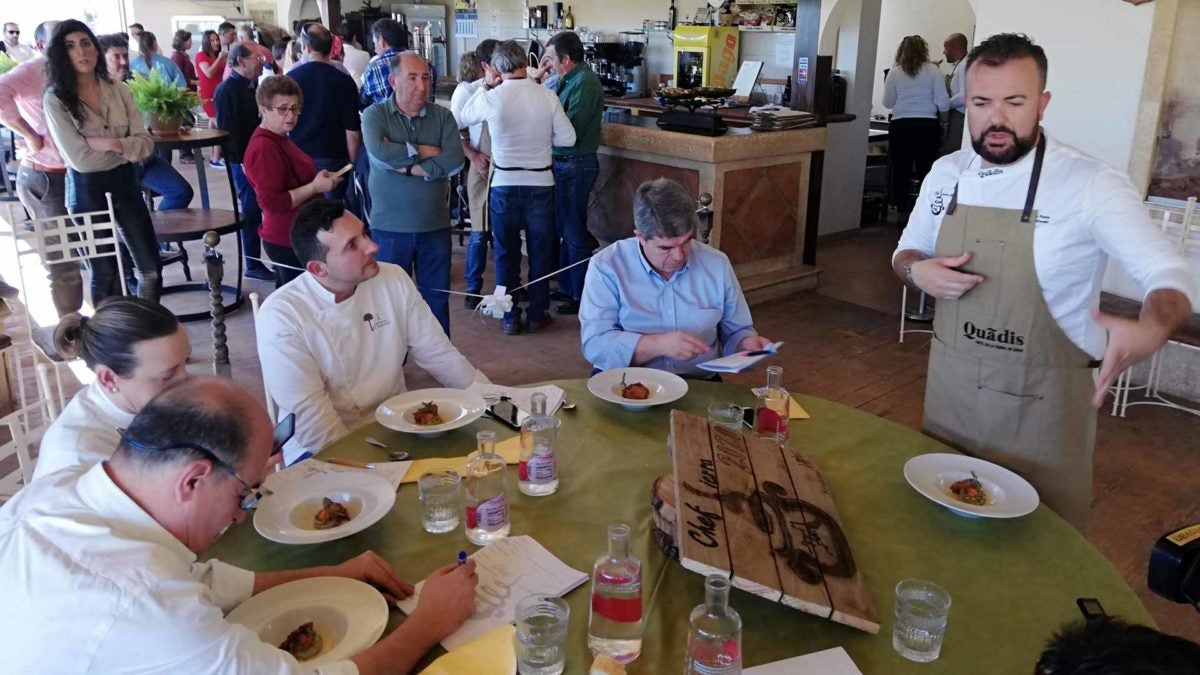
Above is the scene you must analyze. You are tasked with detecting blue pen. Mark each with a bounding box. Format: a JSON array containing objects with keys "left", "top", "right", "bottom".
[{"left": 457, "top": 550, "right": 468, "bottom": 566}]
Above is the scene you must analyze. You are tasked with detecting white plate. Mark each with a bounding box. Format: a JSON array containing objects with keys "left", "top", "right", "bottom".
[
  {"left": 587, "top": 367, "right": 690, "bottom": 412},
  {"left": 903, "top": 453, "right": 1040, "bottom": 519},
  {"left": 254, "top": 471, "right": 396, "bottom": 544},
  {"left": 376, "top": 388, "right": 487, "bottom": 438},
  {"left": 227, "top": 576, "right": 388, "bottom": 666}
]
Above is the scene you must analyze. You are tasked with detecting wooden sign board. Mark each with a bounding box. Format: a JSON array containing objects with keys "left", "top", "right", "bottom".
[{"left": 669, "top": 410, "right": 880, "bottom": 634}]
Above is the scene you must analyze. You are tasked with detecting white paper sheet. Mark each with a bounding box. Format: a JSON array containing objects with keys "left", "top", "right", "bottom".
[
  {"left": 697, "top": 341, "right": 784, "bottom": 373},
  {"left": 396, "top": 535, "right": 587, "bottom": 651},
  {"left": 466, "top": 383, "right": 566, "bottom": 415},
  {"left": 733, "top": 60, "right": 764, "bottom": 98},
  {"left": 264, "top": 458, "right": 414, "bottom": 493},
  {"left": 744, "top": 647, "right": 862, "bottom": 674}
]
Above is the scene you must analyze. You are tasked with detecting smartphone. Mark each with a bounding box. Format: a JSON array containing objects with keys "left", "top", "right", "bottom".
[
  {"left": 272, "top": 412, "right": 296, "bottom": 454},
  {"left": 333, "top": 163, "right": 353, "bottom": 178},
  {"left": 1076, "top": 597, "right": 1106, "bottom": 622},
  {"left": 485, "top": 398, "right": 528, "bottom": 430}
]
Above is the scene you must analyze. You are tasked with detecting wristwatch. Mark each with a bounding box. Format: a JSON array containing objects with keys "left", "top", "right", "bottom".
[{"left": 406, "top": 165, "right": 414, "bottom": 177}]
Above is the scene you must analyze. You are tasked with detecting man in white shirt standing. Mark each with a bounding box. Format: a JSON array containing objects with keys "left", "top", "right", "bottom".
[
  {"left": 941, "top": 32, "right": 969, "bottom": 154},
  {"left": 451, "top": 38, "right": 498, "bottom": 307},
  {"left": 0, "top": 376, "right": 478, "bottom": 674},
  {"left": 892, "top": 33, "right": 1196, "bottom": 531},
  {"left": 459, "top": 39, "right": 576, "bottom": 336},
  {"left": 257, "top": 200, "right": 490, "bottom": 460}
]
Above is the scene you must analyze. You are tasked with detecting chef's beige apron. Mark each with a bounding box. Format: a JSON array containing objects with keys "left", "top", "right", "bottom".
[
  {"left": 922, "top": 134, "right": 1099, "bottom": 531},
  {"left": 467, "top": 124, "right": 492, "bottom": 234}
]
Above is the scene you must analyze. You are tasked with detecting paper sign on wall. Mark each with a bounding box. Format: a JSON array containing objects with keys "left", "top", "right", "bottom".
[{"left": 775, "top": 39, "right": 793, "bottom": 70}]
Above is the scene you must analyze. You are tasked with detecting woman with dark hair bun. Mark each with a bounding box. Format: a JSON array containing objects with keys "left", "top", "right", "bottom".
[
  {"left": 42, "top": 19, "right": 162, "bottom": 304},
  {"left": 34, "top": 297, "right": 189, "bottom": 479}
]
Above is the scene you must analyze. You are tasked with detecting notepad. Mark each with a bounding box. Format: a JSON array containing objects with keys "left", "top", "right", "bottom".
[
  {"left": 396, "top": 535, "right": 588, "bottom": 651},
  {"left": 698, "top": 342, "right": 784, "bottom": 373},
  {"left": 744, "top": 647, "right": 862, "bottom": 674}
]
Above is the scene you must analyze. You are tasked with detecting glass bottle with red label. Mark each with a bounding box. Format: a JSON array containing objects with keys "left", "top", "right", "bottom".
[
  {"left": 754, "top": 365, "right": 790, "bottom": 443},
  {"left": 519, "top": 392, "right": 560, "bottom": 496},
  {"left": 684, "top": 574, "right": 742, "bottom": 674},
  {"left": 465, "top": 430, "right": 510, "bottom": 545},
  {"left": 587, "top": 523, "right": 643, "bottom": 663}
]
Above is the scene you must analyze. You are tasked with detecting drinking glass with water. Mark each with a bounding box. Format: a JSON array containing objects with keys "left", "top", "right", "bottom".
[
  {"left": 418, "top": 469, "right": 461, "bottom": 534},
  {"left": 893, "top": 578, "right": 951, "bottom": 662},
  {"left": 514, "top": 594, "right": 569, "bottom": 675}
]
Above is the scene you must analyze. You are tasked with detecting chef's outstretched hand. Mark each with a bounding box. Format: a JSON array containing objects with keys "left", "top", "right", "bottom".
[
  {"left": 1090, "top": 290, "right": 1190, "bottom": 408},
  {"left": 910, "top": 251, "right": 985, "bottom": 300}
]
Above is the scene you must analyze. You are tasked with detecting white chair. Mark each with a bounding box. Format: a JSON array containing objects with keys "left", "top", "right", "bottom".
[
  {"left": 0, "top": 392, "right": 54, "bottom": 500},
  {"left": 899, "top": 286, "right": 934, "bottom": 343},
  {"left": 8, "top": 195, "right": 125, "bottom": 411},
  {"left": 1109, "top": 197, "right": 1200, "bottom": 418},
  {"left": 249, "top": 291, "right": 277, "bottom": 423},
  {"left": 0, "top": 333, "right": 26, "bottom": 418}
]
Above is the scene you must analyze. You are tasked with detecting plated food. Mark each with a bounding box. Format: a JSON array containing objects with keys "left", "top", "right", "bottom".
[
  {"left": 412, "top": 401, "right": 445, "bottom": 426},
  {"left": 279, "top": 622, "right": 323, "bottom": 661},
  {"left": 620, "top": 374, "right": 650, "bottom": 400},
  {"left": 587, "top": 367, "right": 689, "bottom": 412},
  {"left": 950, "top": 471, "right": 988, "bottom": 506},
  {"left": 313, "top": 497, "right": 352, "bottom": 530}
]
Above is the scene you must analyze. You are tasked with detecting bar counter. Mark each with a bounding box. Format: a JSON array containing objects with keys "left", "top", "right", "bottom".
[{"left": 591, "top": 111, "right": 826, "bottom": 303}]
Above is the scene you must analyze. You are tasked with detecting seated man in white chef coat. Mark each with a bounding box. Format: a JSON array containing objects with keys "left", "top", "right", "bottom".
[
  {"left": 257, "top": 199, "right": 490, "bottom": 460},
  {"left": 0, "top": 377, "right": 478, "bottom": 674}
]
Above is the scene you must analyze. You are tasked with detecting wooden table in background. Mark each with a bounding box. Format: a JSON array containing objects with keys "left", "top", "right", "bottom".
[{"left": 151, "top": 128, "right": 231, "bottom": 210}]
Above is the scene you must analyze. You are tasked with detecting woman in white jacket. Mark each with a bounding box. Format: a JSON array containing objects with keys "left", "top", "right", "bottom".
[
  {"left": 883, "top": 34, "right": 950, "bottom": 219},
  {"left": 33, "top": 297, "right": 190, "bottom": 480}
]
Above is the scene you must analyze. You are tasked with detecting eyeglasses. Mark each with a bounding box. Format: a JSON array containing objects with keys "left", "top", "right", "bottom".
[
  {"left": 117, "top": 429, "right": 268, "bottom": 510},
  {"left": 265, "top": 104, "right": 303, "bottom": 116}
]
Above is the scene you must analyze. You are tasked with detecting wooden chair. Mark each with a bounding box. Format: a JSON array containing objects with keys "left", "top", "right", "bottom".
[
  {"left": 8, "top": 196, "right": 126, "bottom": 411},
  {"left": 0, "top": 388, "right": 54, "bottom": 501}
]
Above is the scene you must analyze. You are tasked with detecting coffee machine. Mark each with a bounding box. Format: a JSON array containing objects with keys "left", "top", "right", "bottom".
[{"left": 588, "top": 41, "right": 647, "bottom": 99}]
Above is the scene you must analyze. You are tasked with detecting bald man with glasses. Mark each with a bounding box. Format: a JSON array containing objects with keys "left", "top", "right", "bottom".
[{"left": 0, "top": 377, "right": 477, "bottom": 675}]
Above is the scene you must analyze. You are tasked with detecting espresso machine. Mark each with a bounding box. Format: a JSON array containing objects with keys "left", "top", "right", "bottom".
[
  {"left": 588, "top": 41, "right": 648, "bottom": 99},
  {"left": 391, "top": 4, "right": 448, "bottom": 79}
]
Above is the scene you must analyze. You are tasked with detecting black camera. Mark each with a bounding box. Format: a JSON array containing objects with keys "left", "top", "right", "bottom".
[{"left": 1148, "top": 523, "right": 1200, "bottom": 611}]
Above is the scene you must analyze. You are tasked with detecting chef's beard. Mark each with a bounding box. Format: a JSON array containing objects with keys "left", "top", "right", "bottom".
[{"left": 971, "top": 124, "right": 1038, "bottom": 165}]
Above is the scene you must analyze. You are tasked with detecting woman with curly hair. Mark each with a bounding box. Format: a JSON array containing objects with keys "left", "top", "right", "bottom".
[
  {"left": 43, "top": 19, "right": 161, "bottom": 303},
  {"left": 882, "top": 34, "right": 949, "bottom": 219}
]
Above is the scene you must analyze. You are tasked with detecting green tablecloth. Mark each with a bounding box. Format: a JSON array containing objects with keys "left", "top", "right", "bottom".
[{"left": 205, "top": 380, "right": 1152, "bottom": 673}]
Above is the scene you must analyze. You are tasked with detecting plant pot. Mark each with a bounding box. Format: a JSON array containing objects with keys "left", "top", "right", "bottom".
[{"left": 148, "top": 112, "right": 182, "bottom": 136}]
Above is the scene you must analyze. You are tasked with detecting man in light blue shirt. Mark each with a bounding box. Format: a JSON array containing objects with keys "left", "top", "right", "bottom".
[{"left": 579, "top": 178, "right": 774, "bottom": 377}]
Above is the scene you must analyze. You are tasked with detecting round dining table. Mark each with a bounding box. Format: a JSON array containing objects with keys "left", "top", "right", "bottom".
[{"left": 204, "top": 379, "right": 1152, "bottom": 673}]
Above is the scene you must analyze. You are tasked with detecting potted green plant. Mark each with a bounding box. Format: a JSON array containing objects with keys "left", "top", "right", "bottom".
[{"left": 126, "top": 69, "right": 200, "bottom": 135}]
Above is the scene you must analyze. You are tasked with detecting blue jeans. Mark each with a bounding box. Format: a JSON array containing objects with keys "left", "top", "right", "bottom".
[
  {"left": 465, "top": 230, "right": 488, "bottom": 292},
  {"left": 313, "top": 156, "right": 351, "bottom": 202},
  {"left": 490, "top": 185, "right": 555, "bottom": 323},
  {"left": 140, "top": 153, "right": 193, "bottom": 210},
  {"left": 372, "top": 228, "right": 452, "bottom": 336},
  {"left": 553, "top": 154, "right": 599, "bottom": 302},
  {"left": 67, "top": 163, "right": 162, "bottom": 304},
  {"left": 230, "top": 164, "right": 266, "bottom": 270}
]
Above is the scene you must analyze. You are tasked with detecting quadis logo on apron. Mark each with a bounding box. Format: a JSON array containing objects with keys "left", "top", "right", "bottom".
[{"left": 961, "top": 321, "right": 1026, "bottom": 352}]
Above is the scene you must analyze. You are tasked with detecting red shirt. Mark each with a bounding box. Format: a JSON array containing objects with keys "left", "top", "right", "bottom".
[
  {"left": 171, "top": 50, "right": 197, "bottom": 90},
  {"left": 243, "top": 127, "right": 317, "bottom": 247},
  {"left": 196, "top": 51, "right": 220, "bottom": 117}
]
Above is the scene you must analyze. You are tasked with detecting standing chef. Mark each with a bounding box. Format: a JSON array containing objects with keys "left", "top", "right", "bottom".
[{"left": 892, "top": 33, "right": 1196, "bottom": 531}]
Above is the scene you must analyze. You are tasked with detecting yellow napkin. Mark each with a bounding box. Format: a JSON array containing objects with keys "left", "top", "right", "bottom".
[
  {"left": 419, "top": 624, "right": 516, "bottom": 675},
  {"left": 401, "top": 435, "right": 522, "bottom": 483},
  {"left": 789, "top": 397, "right": 811, "bottom": 420}
]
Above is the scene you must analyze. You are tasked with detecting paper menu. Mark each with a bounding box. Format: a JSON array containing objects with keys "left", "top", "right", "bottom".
[
  {"left": 698, "top": 341, "right": 785, "bottom": 373},
  {"left": 264, "top": 458, "right": 414, "bottom": 492},
  {"left": 466, "top": 383, "right": 566, "bottom": 415},
  {"left": 396, "top": 535, "right": 588, "bottom": 651},
  {"left": 744, "top": 647, "right": 862, "bottom": 674}
]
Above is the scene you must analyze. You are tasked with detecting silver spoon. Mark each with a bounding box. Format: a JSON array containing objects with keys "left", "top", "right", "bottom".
[
  {"left": 559, "top": 394, "right": 577, "bottom": 411},
  {"left": 366, "top": 436, "right": 411, "bottom": 461}
]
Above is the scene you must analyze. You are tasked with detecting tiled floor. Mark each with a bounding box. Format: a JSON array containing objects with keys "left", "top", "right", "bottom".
[{"left": 3, "top": 160, "right": 1199, "bottom": 642}]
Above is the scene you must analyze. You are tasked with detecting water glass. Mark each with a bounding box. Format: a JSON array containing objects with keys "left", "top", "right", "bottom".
[
  {"left": 418, "top": 469, "right": 462, "bottom": 534},
  {"left": 706, "top": 402, "right": 743, "bottom": 431},
  {"left": 515, "top": 594, "right": 569, "bottom": 675},
  {"left": 893, "top": 579, "right": 951, "bottom": 663}
]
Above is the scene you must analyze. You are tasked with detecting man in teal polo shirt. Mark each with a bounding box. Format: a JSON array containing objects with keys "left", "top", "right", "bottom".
[
  {"left": 545, "top": 31, "right": 603, "bottom": 315},
  {"left": 361, "top": 51, "right": 464, "bottom": 336}
]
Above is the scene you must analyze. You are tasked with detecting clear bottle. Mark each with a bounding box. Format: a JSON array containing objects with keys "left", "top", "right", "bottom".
[
  {"left": 754, "top": 365, "right": 790, "bottom": 443},
  {"left": 684, "top": 575, "right": 743, "bottom": 674},
  {"left": 588, "top": 523, "right": 643, "bottom": 663},
  {"left": 465, "top": 430, "right": 510, "bottom": 545},
  {"left": 564, "top": 6, "right": 575, "bottom": 30},
  {"left": 519, "top": 392, "right": 560, "bottom": 496}
]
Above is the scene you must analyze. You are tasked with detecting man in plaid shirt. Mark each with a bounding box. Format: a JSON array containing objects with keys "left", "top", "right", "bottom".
[{"left": 359, "top": 18, "right": 438, "bottom": 108}]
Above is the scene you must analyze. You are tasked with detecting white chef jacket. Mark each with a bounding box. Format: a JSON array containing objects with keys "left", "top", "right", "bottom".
[
  {"left": 457, "top": 76, "right": 575, "bottom": 187},
  {"left": 257, "top": 263, "right": 489, "bottom": 460},
  {"left": 895, "top": 135, "right": 1198, "bottom": 358},
  {"left": 948, "top": 59, "right": 965, "bottom": 113},
  {"left": 450, "top": 77, "right": 486, "bottom": 149},
  {"left": 32, "top": 379, "right": 132, "bottom": 481},
  {"left": 0, "top": 463, "right": 357, "bottom": 674}
]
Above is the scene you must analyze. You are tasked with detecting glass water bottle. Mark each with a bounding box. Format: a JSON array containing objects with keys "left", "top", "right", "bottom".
[
  {"left": 587, "top": 523, "right": 643, "bottom": 663},
  {"left": 754, "top": 365, "right": 790, "bottom": 443},
  {"left": 465, "top": 430, "right": 510, "bottom": 545},
  {"left": 519, "top": 392, "right": 560, "bottom": 497},
  {"left": 684, "top": 575, "right": 743, "bottom": 674}
]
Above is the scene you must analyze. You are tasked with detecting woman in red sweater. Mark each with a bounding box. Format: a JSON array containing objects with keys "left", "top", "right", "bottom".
[{"left": 243, "top": 75, "right": 340, "bottom": 287}]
